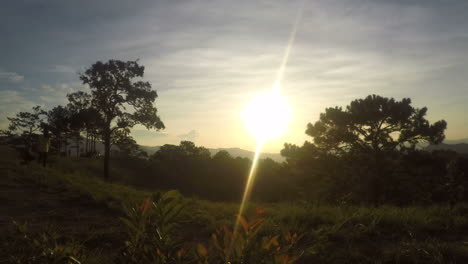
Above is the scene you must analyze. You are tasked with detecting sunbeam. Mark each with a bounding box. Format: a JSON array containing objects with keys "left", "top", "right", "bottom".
[
  {"left": 228, "top": 4, "right": 304, "bottom": 262},
  {"left": 273, "top": 7, "right": 303, "bottom": 93}
]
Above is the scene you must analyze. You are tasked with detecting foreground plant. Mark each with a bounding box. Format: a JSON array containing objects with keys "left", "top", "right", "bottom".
[
  {"left": 196, "top": 208, "right": 304, "bottom": 264},
  {"left": 119, "top": 191, "right": 188, "bottom": 264},
  {"left": 120, "top": 193, "right": 304, "bottom": 264},
  {"left": 8, "top": 220, "right": 82, "bottom": 264}
]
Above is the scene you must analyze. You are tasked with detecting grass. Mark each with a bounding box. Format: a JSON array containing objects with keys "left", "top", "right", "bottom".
[{"left": 1, "top": 146, "right": 468, "bottom": 263}]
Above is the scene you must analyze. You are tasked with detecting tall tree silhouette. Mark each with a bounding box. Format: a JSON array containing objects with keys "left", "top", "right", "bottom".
[
  {"left": 306, "top": 95, "right": 447, "bottom": 203},
  {"left": 80, "top": 60, "right": 164, "bottom": 180},
  {"left": 282, "top": 95, "right": 448, "bottom": 204}
]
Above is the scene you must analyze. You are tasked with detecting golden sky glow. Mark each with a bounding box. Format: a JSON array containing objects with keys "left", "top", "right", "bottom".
[{"left": 1, "top": 0, "right": 468, "bottom": 153}]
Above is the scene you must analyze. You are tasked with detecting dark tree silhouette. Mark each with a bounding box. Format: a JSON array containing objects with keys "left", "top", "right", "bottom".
[
  {"left": 7, "top": 105, "right": 46, "bottom": 151},
  {"left": 112, "top": 128, "right": 147, "bottom": 158},
  {"left": 46, "top": 105, "right": 70, "bottom": 155},
  {"left": 80, "top": 60, "right": 165, "bottom": 180},
  {"left": 147, "top": 141, "right": 249, "bottom": 201},
  {"left": 67, "top": 91, "right": 92, "bottom": 113},
  {"left": 281, "top": 95, "right": 449, "bottom": 204},
  {"left": 151, "top": 141, "right": 210, "bottom": 162},
  {"left": 306, "top": 94, "right": 447, "bottom": 155},
  {"left": 67, "top": 91, "right": 102, "bottom": 155}
]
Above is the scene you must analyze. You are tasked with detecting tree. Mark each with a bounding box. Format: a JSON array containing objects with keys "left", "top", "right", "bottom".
[
  {"left": 46, "top": 105, "right": 70, "bottom": 155},
  {"left": 151, "top": 141, "right": 210, "bottom": 162},
  {"left": 80, "top": 59, "right": 165, "bottom": 180},
  {"left": 67, "top": 91, "right": 102, "bottom": 156},
  {"left": 7, "top": 105, "right": 46, "bottom": 151},
  {"left": 282, "top": 95, "right": 448, "bottom": 204},
  {"left": 306, "top": 94, "right": 447, "bottom": 155},
  {"left": 148, "top": 142, "right": 250, "bottom": 201}
]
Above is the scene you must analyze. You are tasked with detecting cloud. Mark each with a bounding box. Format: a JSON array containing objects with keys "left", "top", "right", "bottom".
[
  {"left": 40, "top": 83, "right": 75, "bottom": 94},
  {"left": 36, "top": 82, "right": 87, "bottom": 104},
  {"left": 0, "top": 90, "right": 36, "bottom": 127},
  {"left": 177, "top": 130, "right": 199, "bottom": 141},
  {"left": 0, "top": 70, "right": 24, "bottom": 82},
  {"left": 46, "top": 65, "right": 77, "bottom": 74},
  {"left": 0, "top": 82, "right": 89, "bottom": 129},
  {"left": 131, "top": 129, "right": 169, "bottom": 139}
]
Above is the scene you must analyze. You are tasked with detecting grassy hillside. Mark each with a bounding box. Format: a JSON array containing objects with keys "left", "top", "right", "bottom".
[{"left": 2, "top": 146, "right": 468, "bottom": 263}]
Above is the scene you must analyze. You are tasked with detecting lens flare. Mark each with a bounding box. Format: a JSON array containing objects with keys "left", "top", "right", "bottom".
[
  {"left": 228, "top": 4, "right": 304, "bottom": 262},
  {"left": 227, "top": 141, "right": 263, "bottom": 259}
]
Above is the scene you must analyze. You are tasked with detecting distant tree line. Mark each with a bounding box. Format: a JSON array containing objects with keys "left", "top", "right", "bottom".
[{"left": 108, "top": 140, "right": 292, "bottom": 202}]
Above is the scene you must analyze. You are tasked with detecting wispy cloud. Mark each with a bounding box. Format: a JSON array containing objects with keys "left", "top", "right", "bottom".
[
  {"left": 0, "top": 70, "right": 24, "bottom": 83},
  {"left": 45, "top": 65, "right": 77, "bottom": 74},
  {"left": 178, "top": 130, "right": 199, "bottom": 141},
  {"left": 0, "top": 90, "right": 36, "bottom": 127}
]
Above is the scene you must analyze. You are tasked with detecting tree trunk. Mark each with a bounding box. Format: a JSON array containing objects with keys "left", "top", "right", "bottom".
[
  {"left": 371, "top": 150, "right": 384, "bottom": 205},
  {"left": 76, "top": 135, "right": 80, "bottom": 157},
  {"left": 104, "top": 129, "right": 111, "bottom": 181},
  {"left": 58, "top": 135, "right": 61, "bottom": 156},
  {"left": 28, "top": 127, "right": 33, "bottom": 152},
  {"left": 93, "top": 134, "right": 96, "bottom": 153},
  {"left": 64, "top": 136, "right": 68, "bottom": 156},
  {"left": 85, "top": 132, "right": 89, "bottom": 155}
]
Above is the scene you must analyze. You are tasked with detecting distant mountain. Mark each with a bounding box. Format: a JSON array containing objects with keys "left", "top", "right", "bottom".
[
  {"left": 139, "top": 145, "right": 284, "bottom": 162},
  {"left": 139, "top": 145, "right": 161, "bottom": 155},
  {"left": 209, "top": 147, "right": 284, "bottom": 162},
  {"left": 425, "top": 143, "right": 468, "bottom": 154},
  {"left": 443, "top": 138, "right": 468, "bottom": 144},
  {"left": 417, "top": 138, "right": 468, "bottom": 149}
]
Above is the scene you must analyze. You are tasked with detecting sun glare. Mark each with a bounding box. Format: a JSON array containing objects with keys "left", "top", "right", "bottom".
[
  {"left": 229, "top": 6, "right": 300, "bottom": 259},
  {"left": 243, "top": 90, "right": 291, "bottom": 142}
]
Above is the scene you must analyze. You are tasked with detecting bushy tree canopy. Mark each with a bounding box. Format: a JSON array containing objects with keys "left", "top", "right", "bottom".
[
  {"left": 80, "top": 60, "right": 164, "bottom": 130},
  {"left": 306, "top": 94, "right": 447, "bottom": 154},
  {"left": 281, "top": 95, "right": 451, "bottom": 204}
]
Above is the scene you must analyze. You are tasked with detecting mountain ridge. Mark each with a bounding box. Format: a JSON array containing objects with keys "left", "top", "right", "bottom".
[
  {"left": 425, "top": 143, "right": 468, "bottom": 154},
  {"left": 139, "top": 145, "right": 284, "bottom": 162}
]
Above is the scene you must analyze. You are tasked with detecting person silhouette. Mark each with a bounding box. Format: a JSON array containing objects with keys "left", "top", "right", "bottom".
[{"left": 37, "top": 128, "right": 50, "bottom": 167}]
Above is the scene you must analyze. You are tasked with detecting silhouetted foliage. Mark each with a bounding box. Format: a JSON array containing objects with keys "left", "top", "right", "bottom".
[
  {"left": 79, "top": 59, "right": 165, "bottom": 180},
  {"left": 66, "top": 91, "right": 104, "bottom": 156},
  {"left": 7, "top": 105, "right": 46, "bottom": 152},
  {"left": 46, "top": 105, "right": 70, "bottom": 154},
  {"left": 144, "top": 141, "right": 249, "bottom": 201},
  {"left": 112, "top": 128, "right": 147, "bottom": 158},
  {"left": 307, "top": 94, "right": 447, "bottom": 154},
  {"left": 282, "top": 95, "right": 453, "bottom": 205}
]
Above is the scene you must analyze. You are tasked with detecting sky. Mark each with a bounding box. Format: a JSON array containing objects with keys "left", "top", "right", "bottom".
[{"left": 1, "top": 0, "right": 468, "bottom": 153}]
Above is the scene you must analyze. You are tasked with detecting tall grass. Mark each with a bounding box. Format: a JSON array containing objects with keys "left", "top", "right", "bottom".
[{"left": 2, "top": 146, "right": 468, "bottom": 263}]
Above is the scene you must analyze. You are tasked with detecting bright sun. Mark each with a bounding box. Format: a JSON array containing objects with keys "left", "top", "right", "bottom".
[{"left": 243, "top": 90, "right": 291, "bottom": 142}]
